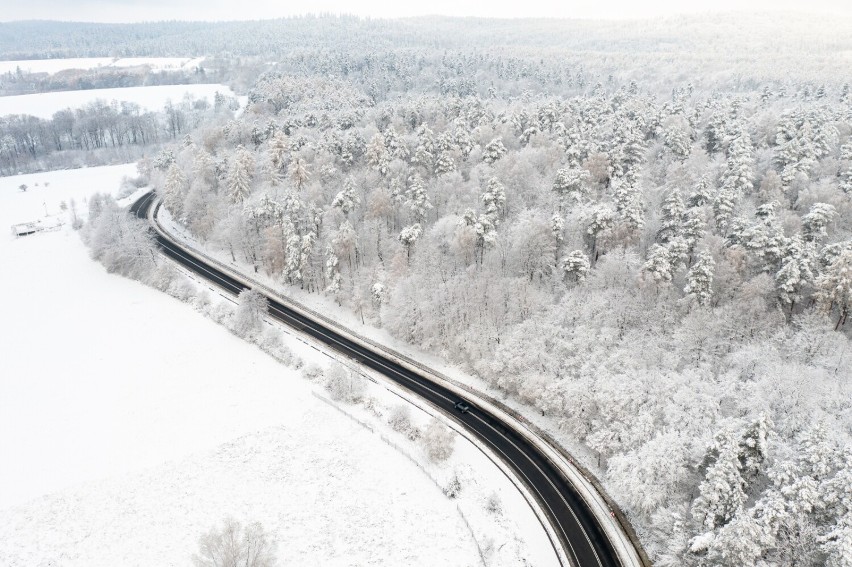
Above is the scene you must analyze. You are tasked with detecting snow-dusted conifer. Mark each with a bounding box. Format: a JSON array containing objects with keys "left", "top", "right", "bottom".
[
  {"left": 267, "top": 130, "right": 289, "bottom": 171},
  {"left": 226, "top": 145, "right": 255, "bottom": 204},
  {"left": 713, "top": 187, "right": 737, "bottom": 234},
  {"left": 325, "top": 243, "right": 341, "bottom": 295},
  {"left": 721, "top": 123, "right": 754, "bottom": 194},
  {"left": 482, "top": 177, "right": 506, "bottom": 223},
  {"left": 614, "top": 178, "right": 645, "bottom": 231},
  {"left": 365, "top": 132, "right": 390, "bottom": 176},
  {"left": 692, "top": 431, "right": 748, "bottom": 531},
  {"left": 482, "top": 137, "right": 507, "bottom": 165},
  {"left": 331, "top": 178, "right": 360, "bottom": 217},
  {"left": 434, "top": 150, "right": 456, "bottom": 176},
  {"left": 801, "top": 203, "right": 837, "bottom": 243},
  {"left": 552, "top": 166, "right": 589, "bottom": 203},
  {"left": 398, "top": 223, "right": 422, "bottom": 260},
  {"left": 688, "top": 174, "right": 713, "bottom": 208},
  {"left": 815, "top": 248, "right": 852, "bottom": 329},
  {"left": 405, "top": 175, "right": 432, "bottom": 224},
  {"left": 162, "top": 162, "right": 186, "bottom": 215},
  {"left": 684, "top": 250, "right": 715, "bottom": 306},
  {"left": 644, "top": 244, "right": 674, "bottom": 284},
  {"left": 775, "top": 235, "right": 814, "bottom": 312},
  {"left": 562, "top": 250, "right": 591, "bottom": 283},
  {"left": 658, "top": 189, "right": 685, "bottom": 243},
  {"left": 586, "top": 205, "right": 615, "bottom": 260}
]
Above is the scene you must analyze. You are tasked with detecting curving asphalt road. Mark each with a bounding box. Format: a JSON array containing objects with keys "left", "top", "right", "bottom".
[{"left": 130, "top": 191, "right": 628, "bottom": 567}]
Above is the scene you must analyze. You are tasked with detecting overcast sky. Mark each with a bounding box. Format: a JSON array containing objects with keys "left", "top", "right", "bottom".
[{"left": 2, "top": 0, "right": 851, "bottom": 22}]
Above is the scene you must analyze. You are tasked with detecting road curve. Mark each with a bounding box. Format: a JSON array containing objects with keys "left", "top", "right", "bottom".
[{"left": 130, "top": 191, "right": 637, "bottom": 567}]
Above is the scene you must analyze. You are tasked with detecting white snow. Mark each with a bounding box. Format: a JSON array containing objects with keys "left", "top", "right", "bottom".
[
  {"left": 0, "top": 84, "right": 237, "bottom": 119},
  {"left": 0, "top": 57, "right": 206, "bottom": 75},
  {"left": 0, "top": 167, "right": 489, "bottom": 566}
]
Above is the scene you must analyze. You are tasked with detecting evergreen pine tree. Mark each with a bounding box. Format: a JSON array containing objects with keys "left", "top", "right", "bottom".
[
  {"left": 658, "top": 189, "right": 685, "bottom": 243},
  {"left": 684, "top": 250, "right": 715, "bottom": 306},
  {"left": 482, "top": 137, "right": 507, "bottom": 165},
  {"left": 226, "top": 145, "right": 255, "bottom": 204}
]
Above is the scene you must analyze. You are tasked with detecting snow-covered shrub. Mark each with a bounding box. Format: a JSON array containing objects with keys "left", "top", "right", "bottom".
[
  {"left": 168, "top": 276, "right": 196, "bottom": 302},
  {"left": 301, "top": 362, "right": 323, "bottom": 381},
  {"left": 442, "top": 471, "right": 462, "bottom": 499},
  {"left": 422, "top": 418, "right": 456, "bottom": 463},
  {"left": 232, "top": 288, "right": 268, "bottom": 338},
  {"left": 209, "top": 301, "right": 234, "bottom": 325},
  {"left": 192, "top": 518, "right": 276, "bottom": 567},
  {"left": 485, "top": 492, "right": 502, "bottom": 515},
  {"left": 257, "top": 327, "right": 299, "bottom": 367},
  {"left": 324, "top": 362, "right": 366, "bottom": 403},
  {"left": 387, "top": 404, "right": 413, "bottom": 433},
  {"left": 194, "top": 290, "right": 212, "bottom": 312},
  {"left": 147, "top": 261, "right": 180, "bottom": 292}
]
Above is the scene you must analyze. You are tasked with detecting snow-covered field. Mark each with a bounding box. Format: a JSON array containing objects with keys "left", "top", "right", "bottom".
[
  {"left": 0, "top": 167, "right": 553, "bottom": 566},
  {"left": 0, "top": 84, "right": 237, "bottom": 119},
  {"left": 0, "top": 167, "right": 498, "bottom": 566},
  {"left": 0, "top": 57, "right": 205, "bottom": 75}
]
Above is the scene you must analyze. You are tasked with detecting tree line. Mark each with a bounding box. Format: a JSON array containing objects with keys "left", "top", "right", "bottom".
[{"left": 0, "top": 91, "right": 238, "bottom": 175}]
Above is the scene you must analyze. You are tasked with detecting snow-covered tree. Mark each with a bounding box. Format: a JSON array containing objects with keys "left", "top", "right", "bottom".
[
  {"left": 713, "top": 187, "right": 737, "bottom": 234},
  {"left": 644, "top": 244, "right": 675, "bottom": 284},
  {"left": 325, "top": 362, "right": 366, "bottom": 403},
  {"left": 421, "top": 418, "right": 455, "bottom": 462},
  {"left": 841, "top": 142, "right": 852, "bottom": 194},
  {"left": 776, "top": 235, "right": 814, "bottom": 312},
  {"left": 267, "top": 130, "right": 289, "bottom": 171},
  {"left": 161, "top": 162, "right": 186, "bottom": 215},
  {"left": 815, "top": 248, "right": 852, "bottom": 329},
  {"left": 552, "top": 166, "right": 589, "bottom": 203},
  {"left": 692, "top": 430, "right": 749, "bottom": 532},
  {"left": 405, "top": 175, "right": 432, "bottom": 224},
  {"left": 87, "top": 195, "right": 158, "bottom": 280},
  {"left": 331, "top": 178, "right": 361, "bottom": 217},
  {"left": 614, "top": 178, "right": 645, "bottom": 233},
  {"left": 192, "top": 518, "right": 277, "bottom": 567},
  {"left": 462, "top": 209, "right": 498, "bottom": 264},
  {"left": 398, "top": 223, "right": 422, "bottom": 260},
  {"left": 562, "top": 250, "right": 591, "bottom": 283},
  {"left": 482, "top": 137, "right": 507, "bottom": 165},
  {"left": 434, "top": 149, "right": 456, "bottom": 176},
  {"left": 481, "top": 177, "right": 506, "bottom": 223},
  {"left": 288, "top": 157, "right": 310, "bottom": 189},
  {"left": 663, "top": 119, "right": 692, "bottom": 161},
  {"left": 232, "top": 288, "right": 268, "bottom": 337},
  {"left": 586, "top": 205, "right": 615, "bottom": 261},
  {"left": 684, "top": 250, "right": 715, "bottom": 306},
  {"left": 325, "top": 243, "right": 341, "bottom": 296},
  {"left": 802, "top": 203, "right": 837, "bottom": 244},
  {"left": 658, "top": 189, "right": 685, "bottom": 243},
  {"left": 688, "top": 174, "right": 713, "bottom": 208},
  {"left": 226, "top": 145, "right": 255, "bottom": 204},
  {"left": 365, "top": 132, "right": 390, "bottom": 176},
  {"left": 721, "top": 123, "right": 754, "bottom": 195}
]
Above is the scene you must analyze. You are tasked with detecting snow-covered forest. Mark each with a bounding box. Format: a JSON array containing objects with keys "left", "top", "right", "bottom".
[{"left": 7, "top": 13, "right": 851, "bottom": 565}]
